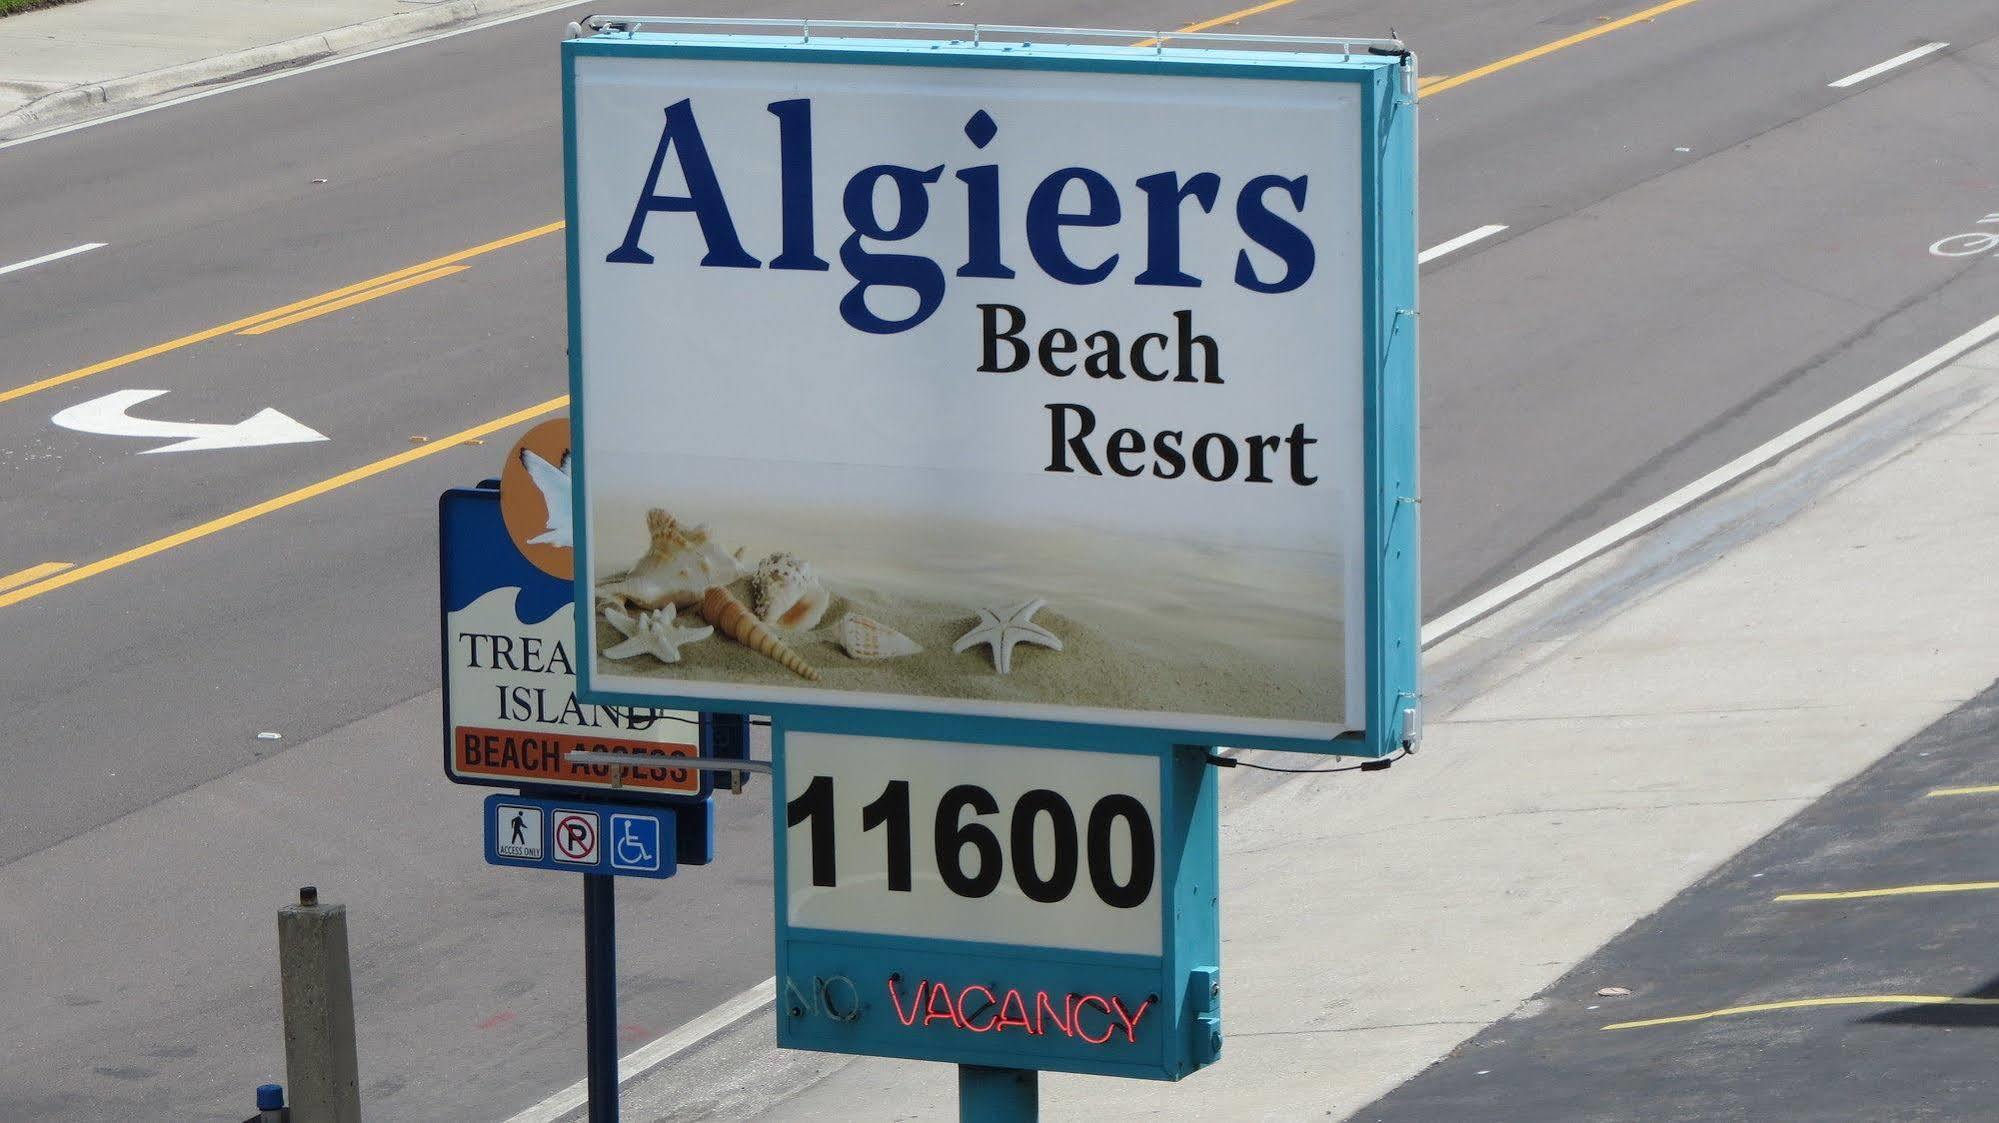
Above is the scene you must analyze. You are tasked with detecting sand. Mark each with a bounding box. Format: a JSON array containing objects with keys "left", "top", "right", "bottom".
[{"left": 589, "top": 508, "right": 1346, "bottom": 728}]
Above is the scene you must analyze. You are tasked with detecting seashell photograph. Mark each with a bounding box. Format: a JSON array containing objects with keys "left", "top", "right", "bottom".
[{"left": 583, "top": 481, "right": 1353, "bottom": 739}]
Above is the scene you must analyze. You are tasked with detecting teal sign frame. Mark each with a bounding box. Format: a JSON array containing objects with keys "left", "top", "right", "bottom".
[
  {"left": 771, "top": 715, "right": 1221, "bottom": 1081},
  {"left": 561, "top": 30, "right": 1420, "bottom": 760}
]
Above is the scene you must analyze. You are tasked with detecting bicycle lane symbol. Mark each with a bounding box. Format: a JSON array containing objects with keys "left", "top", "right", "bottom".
[
  {"left": 552, "top": 811, "right": 599, "bottom": 865},
  {"left": 1930, "top": 215, "right": 1999, "bottom": 258}
]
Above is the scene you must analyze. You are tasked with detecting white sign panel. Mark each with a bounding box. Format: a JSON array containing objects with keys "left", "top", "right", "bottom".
[
  {"left": 784, "top": 732, "right": 1162, "bottom": 956},
  {"left": 573, "top": 53, "right": 1365, "bottom": 740},
  {"left": 494, "top": 803, "right": 543, "bottom": 860},
  {"left": 446, "top": 589, "right": 703, "bottom": 797}
]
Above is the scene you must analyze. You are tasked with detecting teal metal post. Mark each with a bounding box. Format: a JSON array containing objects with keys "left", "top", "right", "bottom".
[{"left": 959, "top": 1066, "right": 1036, "bottom": 1122}]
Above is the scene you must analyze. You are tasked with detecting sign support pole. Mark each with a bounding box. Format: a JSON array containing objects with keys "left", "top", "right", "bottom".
[
  {"left": 958, "top": 1065, "right": 1037, "bottom": 1122},
  {"left": 583, "top": 872, "right": 619, "bottom": 1123}
]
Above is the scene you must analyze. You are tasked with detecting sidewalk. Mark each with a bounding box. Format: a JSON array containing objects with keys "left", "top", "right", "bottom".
[
  {"left": 0, "top": 0, "right": 574, "bottom": 135},
  {"left": 591, "top": 330, "right": 1999, "bottom": 1121}
]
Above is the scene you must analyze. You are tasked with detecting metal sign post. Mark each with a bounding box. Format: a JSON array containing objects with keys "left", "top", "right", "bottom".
[
  {"left": 961, "top": 1065, "right": 1037, "bottom": 1121},
  {"left": 560, "top": 18, "right": 1418, "bottom": 1118},
  {"left": 583, "top": 873, "right": 618, "bottom": 1123}
]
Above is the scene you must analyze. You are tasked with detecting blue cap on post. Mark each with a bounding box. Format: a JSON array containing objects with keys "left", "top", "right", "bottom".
[{"left": 257, "top": 1083, "right": 285, "bottom": 1110}]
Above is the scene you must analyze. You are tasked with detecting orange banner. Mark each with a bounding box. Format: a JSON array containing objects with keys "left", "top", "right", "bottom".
[{"left": 454, "top": 725, "right": 701, "bottom": 793}]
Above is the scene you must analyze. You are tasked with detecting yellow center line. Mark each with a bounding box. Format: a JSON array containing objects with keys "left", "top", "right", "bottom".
[
  {"left": 1131, "top": 0, "right": 1300, "bottom": 48},
  {"left": 1419, "top": 0, "right": 1705, "bottom": 99},
  {"left": 1775, "top": 881, "right": 1999, "bottom": 902},
  {"left": 0, "top": 397, "right": 567, "bottom": 611},
  {"left": 0, "top": 561, "right": 72, "bottom": 593},
  {"left": 1926, "top": 784, "right": 1999, "bottom": 797},
  {"left": 0, "top": 221, "right": 563, "bottom": 405},
  {"left": 238, "top": 265, "right": 470, "bottom": 336},
  {"left": 1604, "top": 994, "right": 1999, "bottom": 1031}
]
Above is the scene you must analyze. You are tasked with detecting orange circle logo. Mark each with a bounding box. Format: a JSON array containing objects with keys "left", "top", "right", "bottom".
[{"left": 500, "top": 417, "right": 574, "bottom": 581}]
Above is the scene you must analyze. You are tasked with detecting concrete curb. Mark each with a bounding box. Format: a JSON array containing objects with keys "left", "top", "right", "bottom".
[{"left": 0, "top": 0, "right": 570, "bottom": 136}]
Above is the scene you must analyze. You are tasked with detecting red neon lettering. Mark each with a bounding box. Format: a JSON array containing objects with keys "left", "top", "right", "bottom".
[
  {"left": 996, "top": 989, "right": 1034, "bottom": 1034},
  {"left": 1109, "top": 996, "right": 1154, "bottom": 1043},
  {"left": 1073, "top": 995, "right": 1116, "bottom": 1045},
  {"left": 887, "top": 977, "right": 927, "bottom": 1028},
  {"left": 924, "top": 980, "right": 961, "bottom": 1027},
  {"left": 1036, "top": 990, "right": 1074, "bottom": 1038},
  {"left": 957, "top": 985, "right": 1000, "bottom": 1033},
  {"left": 893, "top": 977, "right": 1141, "bottom": 1046}
]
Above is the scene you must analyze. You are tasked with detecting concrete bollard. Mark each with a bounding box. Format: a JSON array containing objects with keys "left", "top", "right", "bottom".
[{"left": 278, "top": 886, "right": 361, "bottom": 1123}]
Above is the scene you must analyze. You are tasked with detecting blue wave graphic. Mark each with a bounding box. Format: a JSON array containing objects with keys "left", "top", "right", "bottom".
[{"left": 440, "top": 487, "right": 575, "bottom": 625}]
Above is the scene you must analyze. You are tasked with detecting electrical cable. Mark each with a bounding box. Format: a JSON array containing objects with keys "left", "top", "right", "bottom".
[{"left": 643, "top": 714, "right": 773, "bottom": 727}]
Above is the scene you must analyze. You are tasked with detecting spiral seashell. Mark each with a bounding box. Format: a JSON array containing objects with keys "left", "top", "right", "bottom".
[{"left": 700, "top": 586, "right": 820, "bottom": 681}]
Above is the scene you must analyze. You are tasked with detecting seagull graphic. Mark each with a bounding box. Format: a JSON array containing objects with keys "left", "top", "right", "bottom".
[{"left": 520, "top": 447, "right": 572, "bottom": 548}]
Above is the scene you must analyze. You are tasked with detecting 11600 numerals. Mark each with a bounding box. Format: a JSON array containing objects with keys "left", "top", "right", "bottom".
[{"left": 786, "top": 776, "right": 1156, "bottom": 909}]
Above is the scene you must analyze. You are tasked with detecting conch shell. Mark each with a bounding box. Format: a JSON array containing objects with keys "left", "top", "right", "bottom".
[
  {"left": 601, "top": 509, "right": 744, "bottom": 609},
  {"left": 749, "top": 552, "right": 829, "bottom": 631},
  {"left": 701, "top": 586, "right": 819, "bottom": 681},
  {"left": 838, "top": 614, "right": 921, "bottom": 660}
]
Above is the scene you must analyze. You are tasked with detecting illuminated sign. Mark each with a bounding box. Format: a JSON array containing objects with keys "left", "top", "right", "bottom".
[
  {"left": 566, "top": 29, "right": 1420, "bottom": 759},
  {"left": 887, "top": 976, "right": 1155, "bottom": 1044},
  {"left": 563, "top": 21, "right": 1418, "bottom": 1088},
  {"left": 775, "top": 728, "right": 1219, "bottom": 1081}
]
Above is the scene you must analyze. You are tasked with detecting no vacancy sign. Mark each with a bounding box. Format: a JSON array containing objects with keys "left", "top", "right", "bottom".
[{"left": 565, "top": 31, "right": 1418, "bottom": 753}]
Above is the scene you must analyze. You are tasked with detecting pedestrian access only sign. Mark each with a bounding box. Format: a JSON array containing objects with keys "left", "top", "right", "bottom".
[
  {"left": 496, "top": 804, "right": 544, "bottom": 860},
  {"left": 484, "top": 794, "right": 695, "bottom": 879}
]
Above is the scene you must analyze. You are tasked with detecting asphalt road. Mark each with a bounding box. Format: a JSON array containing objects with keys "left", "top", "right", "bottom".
[
  {"left": 3, "top": 0, "right": 1998, "bottom": 1118},
  {"left": 1358, "top": 681, "right": 1999, "bottom": 1122}
]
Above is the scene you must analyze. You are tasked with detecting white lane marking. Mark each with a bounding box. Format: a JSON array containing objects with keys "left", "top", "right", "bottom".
[
  {"left": 503, "top": 307, "right": 1999, "bottom": 1123},
  {"left": 0, "top": 0, "right": 594, "bottom": 152},
  {"left": 51, "top": 388, "right": 327, "bottom": 453},
  {"left": 1420, "top": 225, "right": 1508, "bottom": 264},
  {"left": 0, "top": 242, "right": 106, "bottom": 276},
  {"left": 1829, "top": 42, "right": 1948, "bottom": 89},
  {"left": 1424, "top": 306, "right": 1999, "bottom": 643},
  {"left": 504, "top": 977, "right": 775, "bottom": 1123}
]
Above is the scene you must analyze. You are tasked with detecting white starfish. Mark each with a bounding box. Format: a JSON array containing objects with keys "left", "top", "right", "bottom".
[
  {"left": 952, "top": 598, "right": 1063, "bottom": 674},
  {"left": 601, "top": 604, "right": 713, "bottom": 664},
  {"left": 520, "top": 447, "right": 572, "bottom": 548}
]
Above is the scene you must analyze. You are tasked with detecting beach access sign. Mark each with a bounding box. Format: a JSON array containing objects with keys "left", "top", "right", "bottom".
[
  {"left": 440, "top": 424, "right": 711, "bottom": 801},
  {"left": 564, "top": 29, "right": 1417, "bottom": 757}
]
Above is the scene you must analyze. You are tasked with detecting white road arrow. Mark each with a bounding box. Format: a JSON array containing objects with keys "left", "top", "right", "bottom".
[{"left": 52, "top": 389, "right": 328, "bottom": 454}]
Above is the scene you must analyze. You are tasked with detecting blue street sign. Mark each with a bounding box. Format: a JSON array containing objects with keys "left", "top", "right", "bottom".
[
  {"left": 483, "top": 794, "right": 684, "bottom": 879},
  {"left": 440, "top": 479, "right": 718, "bottom": 805}
]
